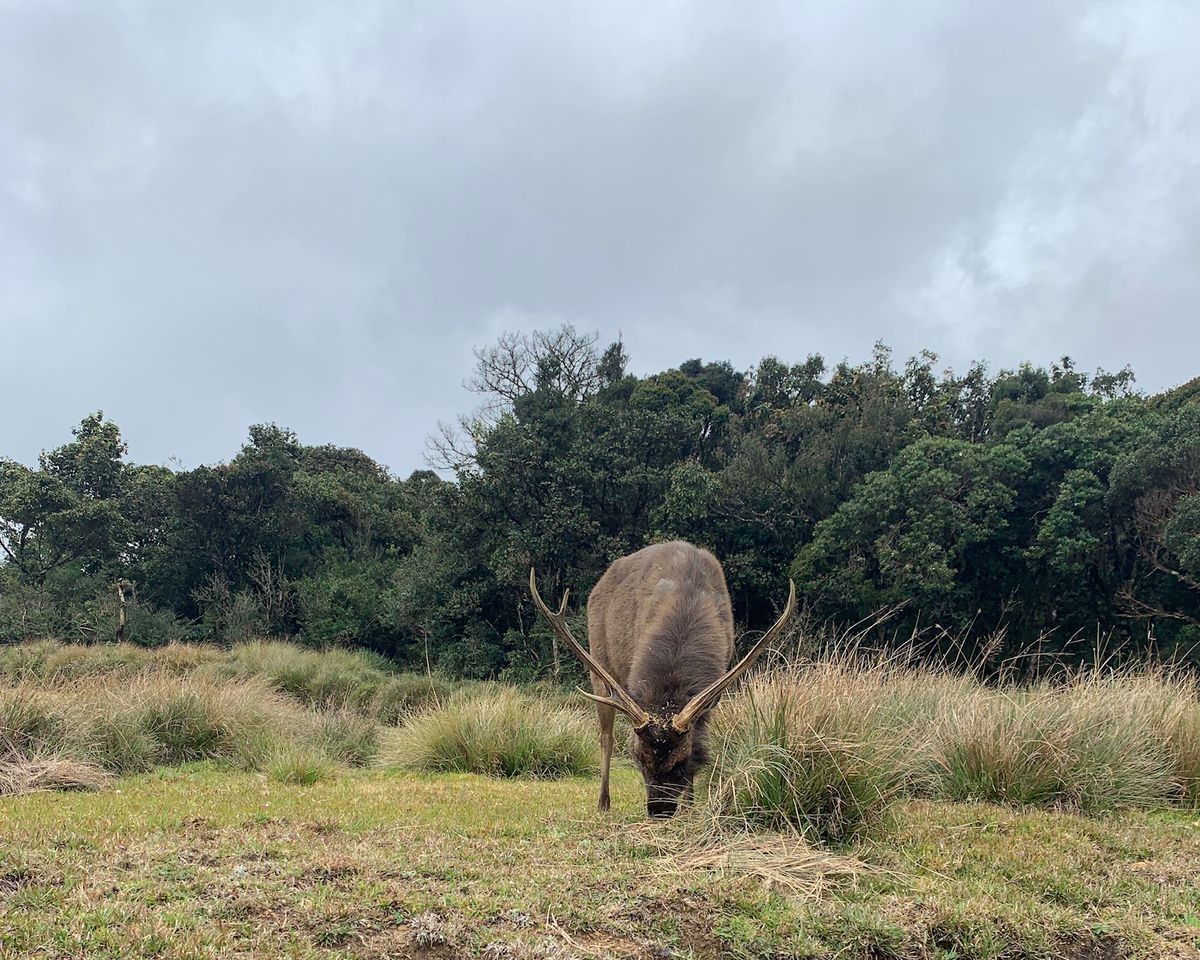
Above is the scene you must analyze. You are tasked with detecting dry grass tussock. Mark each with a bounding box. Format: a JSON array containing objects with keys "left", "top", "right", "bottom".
[
  {"left": 380, "top": 686, "right": 597, "bottom": 778},
  {"left": 927, "top": 673, "right": 1188, "bottom": 809},
  {"left": 213, "top": 640, "right": 454, "bottom": 721},
  {"left": 698, "top": 656, "right": 964, "bottom": 842},
  {"left": 642, "top": 648, "right": 1200, "bottom": 891},
  {"left": 0, "top": 638, "right": 221, "bottom": 682},
  {"left": 0, "top": 638, "right": 453, "bottom": 723},
  {"left": 694, "top": 647, "right": 1200, "bottom": 846},
  {"left": 0, "top": 670, "right": 384, "bottom": 795}
]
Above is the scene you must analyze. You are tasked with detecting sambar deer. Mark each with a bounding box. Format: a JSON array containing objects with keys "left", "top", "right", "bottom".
[{"left": 530, "top": 540, "right": 795, "bottom": 818}]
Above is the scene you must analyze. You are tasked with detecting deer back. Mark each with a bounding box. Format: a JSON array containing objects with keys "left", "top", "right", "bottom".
[{"left": 586, "top": 541, "right": 735, "bottom": 712}]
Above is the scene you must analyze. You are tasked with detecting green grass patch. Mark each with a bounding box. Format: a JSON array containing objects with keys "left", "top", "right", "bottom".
[{"left": 2, "top": 764, "right": 1199, "bottom": 958}]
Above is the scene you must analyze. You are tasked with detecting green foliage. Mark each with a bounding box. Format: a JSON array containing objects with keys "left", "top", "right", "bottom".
[
  {"left": 2, "top": 330, "right": 1197, "bottom": 671},
  {"left": 0, "top": 413, "right": 130, "bottom": 585},
  {"left": 795, "top": 436, "right": 1027, "bottom": 626}
]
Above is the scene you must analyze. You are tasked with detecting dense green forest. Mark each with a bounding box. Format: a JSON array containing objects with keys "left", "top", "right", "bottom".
[{"left": 2, "top": 326, "right": 1198, "bottom": 675}]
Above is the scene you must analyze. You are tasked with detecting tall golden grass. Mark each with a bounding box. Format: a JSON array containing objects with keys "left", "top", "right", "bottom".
[
  {"left": 380, "top": 686, "right": 598, "bottom": 778},
  {"left": 3, "top": 637, "right": 1198, "bottom": 828},
  {"left": 0, "top": 671, "right": 384, "bottom": 794},
  {"left": 0, "top": 639, "right": 452, "bottom": 722},
  {"left": 696, "top": 651, "right": 1200, "bottom": 844}
]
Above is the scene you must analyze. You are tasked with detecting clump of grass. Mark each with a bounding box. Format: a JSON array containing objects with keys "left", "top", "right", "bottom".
[
  {"left": 0, "top": 639, "right": 454, "bottom": 722},
  {"left": 926, "top": 673, "right": 1188, "bottom": 812},
  {"left": 269, "top": 745, "right": 333, "bottom": 785},
  {"left": 0, "top": 687, "right": 73, "bottom": 756},
  {"left": 0, "top": 671, "right": 382, "bottom": 793},
  {"left": 221, "top": 641, "right": 379, "bottom": 707},
  {"left": 1090, "top": 671, "right": 1200, "bottom": 806},
  {"left": 84, "top": 712, "right": 160, "bottom": 774},
  {"left": 367, "top": 673, "right": 454, "bottom": 723},
  {"left": 382, "top": 687, "right": 597, "bottom": 778},
  {"left": 1168, "top": 704, "right": 1200, "bottom": 802},
  {"left": 699, "top": 663, "right": 908, "bottom": 843},
  {"left": 0, "top": 639, "right": 219, "bottom": 683},
  {"left": 306, "top": 708, "right": 379, "bottom": 766},
  {"left": 123, "top": 676, "right": 286, "bottom": 769},
  {"left": 697, "top": 651, "right": 1200, "bottom": 830}
]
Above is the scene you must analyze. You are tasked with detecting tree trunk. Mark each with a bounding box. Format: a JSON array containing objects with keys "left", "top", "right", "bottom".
[{"left": 115, "top": 581, "right": 128, "bottom": 644}]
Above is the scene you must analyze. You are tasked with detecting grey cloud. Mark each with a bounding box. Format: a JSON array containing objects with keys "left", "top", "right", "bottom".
[{"left": 2, "top": 1, "right": 1195, "bottom": 475}]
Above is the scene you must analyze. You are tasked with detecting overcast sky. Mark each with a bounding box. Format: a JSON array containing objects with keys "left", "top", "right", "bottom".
[{"left": 3, "top": 1, "right": 1197, "bottom": 476}]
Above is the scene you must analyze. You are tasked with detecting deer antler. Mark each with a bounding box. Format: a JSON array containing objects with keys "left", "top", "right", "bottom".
[
  {"left": 670, "top": 579, "right": 796, "bottom": 732},
  {"left": 529, "top": 568, "right": 651, "bottom": 727}
]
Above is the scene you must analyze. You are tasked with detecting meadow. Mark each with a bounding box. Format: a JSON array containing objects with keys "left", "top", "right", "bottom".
[{"left": 3, "top": 640, "right": 1200, "bottom": 959}]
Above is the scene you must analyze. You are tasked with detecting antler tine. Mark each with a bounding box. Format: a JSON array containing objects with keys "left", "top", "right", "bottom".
[
  {"left": 671, "top": 578, "right": 797, "bottom": 732},
  {"left": 577, "top": 688, "right": 634, "bottom": 713},
  {"left": 529, "top": 568, "right": 650, "bottom": 727}
]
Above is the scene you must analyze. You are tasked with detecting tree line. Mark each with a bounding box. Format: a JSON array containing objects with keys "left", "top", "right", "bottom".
[{"left": 2, "top": 326, "right": 1197, "bottom": 675}]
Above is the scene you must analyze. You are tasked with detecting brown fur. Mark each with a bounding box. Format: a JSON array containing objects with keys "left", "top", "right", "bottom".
[{"left": 586, "top": 541, "right": 735, "bottom": 815}]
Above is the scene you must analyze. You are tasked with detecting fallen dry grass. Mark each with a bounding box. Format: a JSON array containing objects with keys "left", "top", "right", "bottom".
[
  {"left": 0, "top": 752, "right": 111, "bottom": 795},
  {"left": 630, "top": 818, "right": 872, "bottom": 897}
]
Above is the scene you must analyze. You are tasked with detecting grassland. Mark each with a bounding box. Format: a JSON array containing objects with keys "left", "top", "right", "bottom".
[
  {"left": 4, "top": 640, "right": 1200, "bottom": 958},
  {"left": 2, "top": 763, "right": 1199, "bottom": 959}
]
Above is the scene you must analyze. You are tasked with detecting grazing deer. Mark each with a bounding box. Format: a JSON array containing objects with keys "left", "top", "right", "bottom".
[{"left": 530, "top": 540, "right": 795, "bottom": 818}]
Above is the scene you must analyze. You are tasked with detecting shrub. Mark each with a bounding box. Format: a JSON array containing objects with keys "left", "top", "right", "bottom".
[
  {"left": 382, "top": 687, "right": 597, "bottom": 778},
  {"left": 70, "top": 593, "right": 194, "bottom": 647},
  {"left": 0, "top": 581, "right": 62, "bottom": 645}
]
